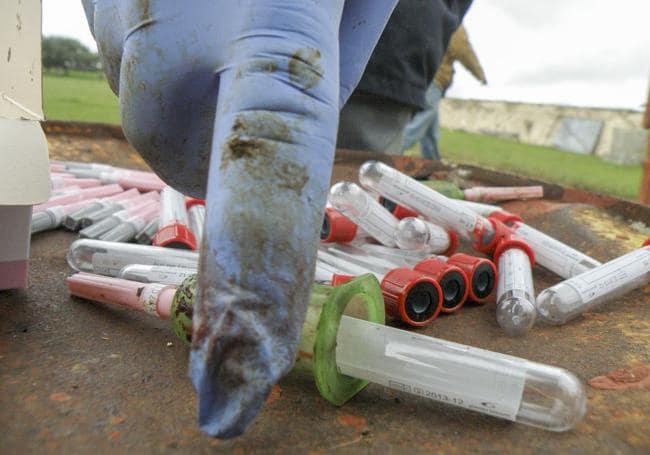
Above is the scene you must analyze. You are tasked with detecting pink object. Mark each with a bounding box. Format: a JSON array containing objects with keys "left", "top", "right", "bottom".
[
  {"left": 49, "top": 163, "right": 67, "bottom": 172},
  {"left": 0, "top": 259, "right": 29, "bottom": 289},
  {"left": 101, "top": 188, "right": 141, "bottom": 203},
  {"left": 67, "top": 272, "right": 177, "bottom": 319},
  {"left": 33, "top": 184, "right": 124, "bottom": 212},
  {"left": 51, "top": 176, "right": 102, "bottom": 189},
  {"left": 49, "top": 172, "right": 75, "bottom": 178},
  {"left": 51, "top": 185, "right": 82, "bottom": 197},
  {"left": 464, "top": 186, "right": 544, "bottom": 203},
  {"left": 100, "top": 169, "right": 166, "bottom": 192}
]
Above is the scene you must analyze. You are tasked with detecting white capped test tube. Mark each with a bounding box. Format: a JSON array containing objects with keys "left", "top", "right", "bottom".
[
  {"left": 153, "top": 186, "right": 197, "bottom": 250},
  {"left": 62, "top": 188, "right": 141, "bottom": 231},
  {"left": 135, "top": 218, "right": 159, "bottom": 245},
  {"left": 33, "top": 184, "right": 124, "bottom": 213},
  {"left": 31, "top": 198, "right": 99, "bottom": 234},
  {"left": 395, "top": 217, "right": 456, "bottom": 255},
  {"left": 67, "top": 239, "right": 198, "bottom": 276},
  {"left": 359, "top": 161, "right": 494, "bottom": 245},
  {"left": 536, "top": 244, "right": 650, "bottom": 325},
  {"left": 80, "top": 191, "right": 160, "bottom": 228},
  {"left": 99, "top": 202, "right": 161, "bottom": 242},
  {"left": 118, "top": 264, "right": 197, "bottom": 285},
  {"left": 329, "top": 181, "right": 399, "bottom": 247},
  {"left": 186, "top": 199, "right": 205, "bottom": 246},
  {"left": 80, "top": 199, "right": 160, "bottom": 239},
  {"left": 336, "top": 316, "right": 586, "bottom": 432},
  {"left": 496, "top": 245, "right": 537, "bottom": 336}
]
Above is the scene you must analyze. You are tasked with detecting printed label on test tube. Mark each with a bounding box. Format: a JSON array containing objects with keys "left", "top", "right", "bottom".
[
  {"left": 537, "top": 246, "right": 650, "bottom": 324},
  {"left": 187, "top": 202, "right": 205, "bottom": 246},
  {"left": 510, "top": 222, "right": 601, "bottom": 278},
  {"left": 100, "top": 203, "right": 160, "bottom": 243},
  {"left": 358, "top": 161, "right": 492, "bottom": 242},
  {"left": 153, "top": 187, "right": 196, "bottom": 249},
  {"left": 118, "top": 264, "right": 197, "bottom": 285},
  {"left": 329, "top": 181, "right": 399, "bottom": 247},
  {"left": 496, "top": 249, "right": 536, "bottom": 336}
]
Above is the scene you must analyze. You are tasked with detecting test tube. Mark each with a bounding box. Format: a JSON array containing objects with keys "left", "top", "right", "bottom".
[
  {"left": 153, "top": 186, "right": 197, "bottom": 250},
  {"left": 355, "top": 243, "right": 430, "bottom": 267},
  {"left": 186, "top": 198, "right": 206, "bottom": 246},
  {"left": 99, "top": 202, "right": 161, "bottom": 242},
  {"left": 495, "top": 238, "right": 537, "bottom": 336},
  {"left": 80, "top": 191, "right": 159, "bottom": 228},
  {"left": 31, "top": 198, "right": 99, "bottom": 234},
  {"left": 336, "top": 316, "right": 586, "bottom": 432},
  {"left": 80, "top": 199, "right": 160, "bottom": 239},
  {"left": 464, "top": 186, "right": 544, "bottom": 203},
  {"left": 135, "top": 219, "right": 159, "bottom": 245},
  {"left": 50, "top": 176, "right": 101, "bottom": 189},
  {"left": 320, "top": 208, "right": 371, "bottom": 244},
  {"left": 99, "top": 169, "right": 166, "bottom": 192},
  {"left": 329, "top": 181, "right": 399, "bottom": 247},
  {"left": 456, "top": 200, "right": 502, "bottom": 217},
  {"left": 378, "top": 196, "right": 418, "bottom": 219},
  {"left": 314, "top": 260, "right": 340, "bottom": 283},
  {"left": 394, "top": 217, "right": 457, "bottom": 255},
  {"left": 318, "top": 249, "right": 443, "bottom": 326},
  {"left": 358, "top": 161, "right": 494, "bottom": 246},
  {"left": 67, "top": 239, "right": 199, "bottom": 276},
  {"left": 118, "top": 264, "right": 197, "bottom": 285},
  {"left": 536, "top": 244, "right": 650, "bottom": 325},
  {"left": 62, "top": 188, "right": 140, "bottom": 231},
  {"left": 33, "top": 184, "right": 124, "bottom": 213}
]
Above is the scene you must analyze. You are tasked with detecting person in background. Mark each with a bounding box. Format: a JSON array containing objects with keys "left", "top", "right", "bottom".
[
  {"left": 401, "top": 25, "right": 486, "bottom": 160},
  {"left": 337, "top": 0, "right": 473, "bottom": 155}
]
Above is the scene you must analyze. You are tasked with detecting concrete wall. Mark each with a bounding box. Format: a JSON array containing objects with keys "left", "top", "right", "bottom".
[{"left": 440, "top": 98, "right": 646, "bottom": 164}]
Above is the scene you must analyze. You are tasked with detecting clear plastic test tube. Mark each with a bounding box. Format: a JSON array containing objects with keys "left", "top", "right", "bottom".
[
  {"left": 495, "top": 242, "right": 537, "bottom": 336},
  {"left": 395, "top": 217, "right": 457, "bottom": 255},
  {"left": 135, "top": 218, "right": 159, "bottom": 245},
  {"left": 80, "top": 191, "right": 159, "bottom": 228},
  {"left": 336, "top": 316, "right": 586, "bottom": 432},
  {"left": 67, "top": 239, "right": 199, "bottom": 277},
  {"left": 118, "top": 264, "right": 197, "bottom": 285},
  {"left": 536, "top": 244, "right": 650, "bottom": 325},
  {"left": 359, "top": 161, "right": 494, "bottom": 245},
  {"left": 186, "top": 199, "right": 206, "bottom": 246},
  {"left": 31, "top": 198, "right": 99, "bottom": 234},
  {"left": 329, "top": 181, "right": 399, "bottom": 247},
  {"left": 62, "top": 188, "right": 140, "bottom": 230},
  {"left": 153, "top": 186, "right": 197, "bottom": 250},
  {"left": 99, "top": 202, "right": 161, "bottom": 242},
  {"left": 33, "top": 184, "right": 124, "bottom": 213},
  {"left": 80, "top": 199, "right": 160, "bottom": 239}
]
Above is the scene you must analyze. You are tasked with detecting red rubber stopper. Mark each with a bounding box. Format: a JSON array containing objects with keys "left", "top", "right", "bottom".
[
  {"left": 185, "top": 197, "right": 205, "bottom": 209},
  {"left": 447, "top": 253, "right": 498, "bottom": 304},
  {"left": 413, "top": 258, "right": 469, "bottom": 313},
  {"left": 378, "top": 196, "right": 419, "bottom": 219},
  {"left": 493, "top": 233, "right": 535, "bottom": 267},
  {"left": 152, "top": 223, "right": 197, "bottom": 250},
  {"left": 331, "top": 274, "right": 355, "bottom": 286},
  {"left": 381, "top": 268, "right": 442, "bottom": 327},
  {"left": 488, "top": 209, "right": 523, "bottom": 225},
  {"left": 321, "top": 208, "right": 358, "bottom": 243},
  {"left": 441, "top": 230, "right": 459, "bottom": 256},
  {"left": 643, "top": 239, "right": 650, "bottom": 248},
  {"left": 473, "top": 218, "right": 514, "bottom": 256}
]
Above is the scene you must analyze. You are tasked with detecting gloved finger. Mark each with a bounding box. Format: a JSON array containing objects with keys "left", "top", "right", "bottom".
[
  {"left": 338, "top": 0, "right": 398, "bottom": 107},
  {"left": 115, "top": 1, "right": 223, "bottom": 197},
  {"left": 192, "top": 0, "right": 345, "bottom": 438}
]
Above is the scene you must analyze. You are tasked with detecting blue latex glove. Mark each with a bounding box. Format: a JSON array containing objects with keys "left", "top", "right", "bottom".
[{"left": 83, "top": 0, "right": 398, "bottom": 438}]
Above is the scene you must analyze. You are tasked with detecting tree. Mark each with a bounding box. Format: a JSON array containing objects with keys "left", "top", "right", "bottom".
[{"left": 42, "top": 36, "right": 100, "bottom": 73}]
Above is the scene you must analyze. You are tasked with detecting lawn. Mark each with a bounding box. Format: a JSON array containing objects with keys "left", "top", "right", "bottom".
[{"left": 43, "top": 72, "right": 642, "bottom": 201}]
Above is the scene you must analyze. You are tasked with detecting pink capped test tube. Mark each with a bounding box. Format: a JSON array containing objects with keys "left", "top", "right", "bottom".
[
  {"left": 62, "top": 188, "right": 141, "bottom": 231},
  {"left": 50, "top": 176, "right": 101, "bottom": 189},
  {"left": 153, "top": 187, "right": 197, "bottom": 250},
  {"left": 33, "top": 184, "right": 124, "bottom": 213},
  {"left": 79, "top": 191, "right": 160, "bottom": 228},
  {"left": 463, "top": 186, "right": 544, "bottom": 203},
  {"left": 31, "top": 198, "right": 99, "bottom": 234},
  {"left": 99, "top": 203, "right": 161, "bottom": 243},
  {"left": 99, "top": 169, "right": 166, "bottom": 192}
]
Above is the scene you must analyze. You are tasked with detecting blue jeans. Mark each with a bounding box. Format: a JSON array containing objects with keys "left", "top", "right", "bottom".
[{"left": 401, "top": 83, "right": 443, "bottom": 160}]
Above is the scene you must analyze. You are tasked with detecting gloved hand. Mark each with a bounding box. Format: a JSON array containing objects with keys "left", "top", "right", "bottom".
[{"left": 82, "top": 0, "right": 397, "bottom": 438}]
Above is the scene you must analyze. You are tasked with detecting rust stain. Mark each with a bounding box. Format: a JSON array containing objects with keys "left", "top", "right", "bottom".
[
  {"left": 109, "top": 415, "right": 126, "bottom": 425},
  {"left": 49, "top": 392, "right": 72, "bottom": 402},
  {"left": 337, "top": 414, "right": 367, "bottom": 433},
  {"left": 265, "top": 385, "right": 283, "bottom": 405},
  {"left": 288, "top": 48, "right": 323, "bottom": 90},
  {"left": 589, "top": 364, "right": 650, "bottom": 390}
]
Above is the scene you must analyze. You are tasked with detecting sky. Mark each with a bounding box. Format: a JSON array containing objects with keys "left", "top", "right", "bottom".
[{"left": 42, "top": 0, "right": 650, "bottom": 111}]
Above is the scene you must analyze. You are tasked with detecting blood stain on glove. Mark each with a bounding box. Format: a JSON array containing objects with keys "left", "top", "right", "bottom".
[{"left": 288, "top": 48, "right": 323, "bottom": 90}]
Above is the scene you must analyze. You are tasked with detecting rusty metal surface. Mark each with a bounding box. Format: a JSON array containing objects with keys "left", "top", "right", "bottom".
[{"left": 1, "top": 123, "right": 649, "bottom": 452}]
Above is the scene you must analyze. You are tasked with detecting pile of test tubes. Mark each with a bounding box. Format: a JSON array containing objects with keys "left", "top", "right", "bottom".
[{"left": 54, "top": 159, "right": 650, "bottom": 435}]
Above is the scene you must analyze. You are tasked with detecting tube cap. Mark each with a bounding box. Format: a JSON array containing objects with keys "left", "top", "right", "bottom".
[
  {"left": 442, "top": 230, "right": 459, "bottom": 256},
  {"left": 153, "top": 223, "right": 197, "bottom": 250},
  {"left": 643, "top": 239, "right": 650, "bottom": 248},
  {"left": 488, "top": 210, "right": 523, "bottom": 225},
  {"left": 447, "top": 254, "right": 497, "bottom": 303},
  {"left": 493, "top": 233, "right": 536, "bottom": 266},
  {"left": 331, "top": 274, "right": 355, "bottom": 287},
  {"left": 473, "top": 218, "right": 514, "bottom": 256},
  {"left": 413, "top": 259, "right": 469, "bottom": 313},
  {"left": 381, "top": 268, "right": 442, "bottom": 326},
  {"left": 186, "top": 197, "right": 205, "bottom": 209},
  {"left": 379, "top": 197, "right": 418, "bottom": 219},
  {"left": 321, "top": 209, "right": 358, "bottom": 243}
]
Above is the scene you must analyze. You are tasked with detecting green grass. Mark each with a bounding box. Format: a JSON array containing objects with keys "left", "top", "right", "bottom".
[
  {"left": 43, "top": 70, "right": 120, "bottom": 124},
  {"left": 43, "top": 72, "right": 642, "bottom": 201},
  {"left": 407, "top": 129, "right": 642, "bottom": 201}
]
